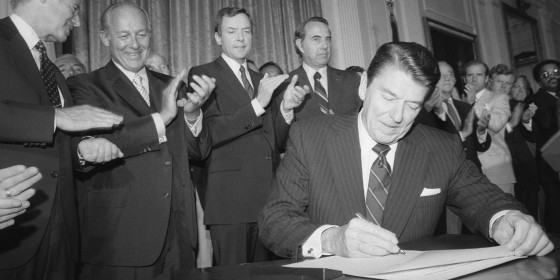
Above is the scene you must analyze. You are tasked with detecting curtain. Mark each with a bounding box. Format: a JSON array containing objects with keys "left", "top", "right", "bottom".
[{"left": 71, "top": 0, "right": 322, "bottom": 75}]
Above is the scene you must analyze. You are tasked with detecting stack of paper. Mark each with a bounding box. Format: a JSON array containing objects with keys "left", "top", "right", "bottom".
[{"left": 285, "top": 246, "right": 524, "bottom": 279}]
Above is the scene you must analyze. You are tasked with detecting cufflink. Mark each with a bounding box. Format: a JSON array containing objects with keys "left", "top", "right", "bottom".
[{"left": 307, "top": 248, "right": 314, "bottom": 254}]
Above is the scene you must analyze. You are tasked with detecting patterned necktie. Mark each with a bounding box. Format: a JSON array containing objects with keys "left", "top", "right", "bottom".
[
  {"left": 132, "top": 74, "right": 150, "bottom": 106},
  {"left": 313, "top": 72, "right": 331, "bottom": 115},
  {"left": 35, "top": 41, "right": 61, "bottom": 107},
  {"left": 365, "top": 143, "right": 392, "bottom": 225},
  {"left": 444, "top": 99, "right": 461, "bottom": 131},
  {"left": 239, "top": 65, "right": 254, "bottom": 99}
]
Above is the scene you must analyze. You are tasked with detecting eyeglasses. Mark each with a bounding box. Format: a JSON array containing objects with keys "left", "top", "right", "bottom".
[{"left": 540, "top": 68, "right": 559, "bottom": 80}]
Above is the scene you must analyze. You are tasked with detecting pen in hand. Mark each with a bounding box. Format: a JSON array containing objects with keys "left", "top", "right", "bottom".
[{"left": 355, "top": 212, "right": 406, "bottom": 255}]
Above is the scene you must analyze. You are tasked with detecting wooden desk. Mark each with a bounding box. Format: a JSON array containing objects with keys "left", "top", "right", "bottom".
[{"left": 159, "top": 234, "right": 560, "bottom": 279}]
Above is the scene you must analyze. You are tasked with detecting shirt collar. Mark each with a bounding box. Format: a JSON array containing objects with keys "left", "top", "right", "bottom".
[
  {"left": 113, "top": 60, "right": 147, "bottom": 82},
  {"left": 475, "top": 88, "right": 486, "bottom": 101},
  {"left": 302, "top": 62, "right": 327, "bottom": 81},
  {"left": 221, "top": 53, "right": 247, "bottom": 74},
  {"left": 10, "top": 14, "right": 40, "bottom": 50},
  {"left": 546, "top": 91, "right": 557, "bottom": 97}
]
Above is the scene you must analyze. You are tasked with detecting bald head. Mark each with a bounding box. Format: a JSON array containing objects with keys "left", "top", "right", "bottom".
[{"left": 145, "top": 53, "right": 170, "bottom": 75}]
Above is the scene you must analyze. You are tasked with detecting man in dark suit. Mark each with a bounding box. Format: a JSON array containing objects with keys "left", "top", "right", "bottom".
[
  {"left": 189, "top": 7, "right": 308, "bottom": 265},
  {"left": 275, "top": 17, "right": 361, "bottom": 124},
  {"left": 0, "top": 0, "right": 124, "bottom": 279},
  {"left": 67, "top": 3, "right": 214, "bottom": 279},
  {"left": 526, "top": 59, "right": 560, "bottom": 233},
  {"left": 259, "top": 42, "right": 552, "bottom": 260}
]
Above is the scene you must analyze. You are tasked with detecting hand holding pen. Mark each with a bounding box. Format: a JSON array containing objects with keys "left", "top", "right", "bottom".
[
  {"left": 319, "top": 212, "right": 405, "bottom": 258},
  {"left": 355, "top": 213, "right": 406, "bottom": 255}
]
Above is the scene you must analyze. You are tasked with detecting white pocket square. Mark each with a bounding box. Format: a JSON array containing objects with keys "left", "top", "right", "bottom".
[{"left": 420, "top": 188, "right": 441, "bottom": 197}]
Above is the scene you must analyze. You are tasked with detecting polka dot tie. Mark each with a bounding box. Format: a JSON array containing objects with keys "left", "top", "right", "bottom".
[{"left": 35, "top": 41, "right": 61, "bottom": 107}]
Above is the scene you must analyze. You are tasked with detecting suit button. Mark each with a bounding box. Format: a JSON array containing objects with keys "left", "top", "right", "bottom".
[
  {"left": 164, "top": 192, "right": 170, "bottom": 198},
  {"left": 190, "top": 168, "right": 195, "bottom": 172},
  {"left": 50, "top": 171, "right": 59, "bottom": 178},
  {"left": 164, "top": 161, "right": 171, "bottom": 166},
  {"left": 265, "top": 155, "right": 271, "bottom": 160}
]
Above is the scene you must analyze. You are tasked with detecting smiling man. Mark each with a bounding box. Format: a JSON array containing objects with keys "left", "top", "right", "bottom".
[
  {"left": 66, "top": 2, "right": 215, "bottom": 279},
  {"left": 188, "top": 7, "right": 308, "bottom": 265},
  {"left": 259, "top": 42, "right": 553, "bottom": 261}
]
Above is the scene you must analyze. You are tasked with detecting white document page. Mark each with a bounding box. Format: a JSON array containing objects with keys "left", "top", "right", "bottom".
[{"left": 285, "top": 246, "right": 525, "bottom": 279}]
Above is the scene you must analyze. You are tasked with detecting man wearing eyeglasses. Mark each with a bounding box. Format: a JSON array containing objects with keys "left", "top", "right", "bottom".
[{"left": 526, "top": 59, "right": 560, "bottom": 233}]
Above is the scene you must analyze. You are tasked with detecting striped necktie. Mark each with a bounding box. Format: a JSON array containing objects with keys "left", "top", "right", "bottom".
[
  {"left": 444, "top": 99, "right": 461, "bottom": 131},
  {"left": 313, "top": 72, "right": 331, "bottom": 115},
  {"left": 365, "top": 143, "right": 392, "bottom": 225}
]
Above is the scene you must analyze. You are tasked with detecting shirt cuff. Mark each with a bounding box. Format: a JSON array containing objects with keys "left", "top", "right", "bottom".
[
  {"left": 251, "top": 99, "right": 265, "bottom": 117},
  {"left": 489, "top": 210, "right": 511, "bottom": 239},
  {"left": 184, "top": 110, "right": 203, "bottom": 137},
  {"left": 280, "top": 100, "right": 294, "bottom": 124},
  {"left": 505, "top": 122, "right": 513, "bottom": 133},
  {"left": 301, "top": 225, "right": 337, "bottom": 258},
  {"left": 151, "top": 113, "right": 167, "bottom": 143},
  {"left": 522, "top": 119, "right": 532, "bottom": 131}
]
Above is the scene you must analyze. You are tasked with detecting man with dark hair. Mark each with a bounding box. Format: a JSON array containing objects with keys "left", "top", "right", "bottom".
[
  {"left": 526, "top": 59, "right": 560, "bottom": 233},
  {"left": 55, "top": 54, "right": 87, "bottom": 78},
  {"left": 67, "top": 2, "right": 215, "bottom": 278},
  {"left": 275, "top": 16, "right": 361, "bottom": 127},
  {"left": 259, "top": 42, "right": 552, "bottom": 260},
  {"left": 463, "top": 62, "right": 514, "bottom": 194},
  {"left": 259, "top": 61, "right": 284, "bottom": 77},
  {"left": 188, "top": 7, "right": 308, "bottom": 265}
]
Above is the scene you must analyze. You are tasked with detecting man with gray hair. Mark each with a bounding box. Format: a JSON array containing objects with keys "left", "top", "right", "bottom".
[
  {"left": 67, "top": 2, "right": 215, "bottom": 278},
  {"left": 0, "top": 0, "right": 124, "bottom": 279},
  {"left": 55, "top": 53, "right": 86, "bottom": 78}
]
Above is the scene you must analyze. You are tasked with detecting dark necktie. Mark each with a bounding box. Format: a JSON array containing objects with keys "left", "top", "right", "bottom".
[
  {"left": 444, "top": 99, "right": 461, "bottom": 131},
  {"left": 313, "top": 72, "right": 331, "bottom": 115},
  {"left": 35, "top": 41, "right": 61, "bottom": 107},
  {"left": 239, "top": 65, "right": 254, "bottom": 99},
  {"left": 365, "top": 143, "right": 392, "bottom": 225}
]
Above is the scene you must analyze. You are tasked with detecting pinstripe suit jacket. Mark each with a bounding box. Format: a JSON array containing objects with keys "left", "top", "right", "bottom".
[{"left": 258, "top": 114, "right": 524, "bottom": 259}]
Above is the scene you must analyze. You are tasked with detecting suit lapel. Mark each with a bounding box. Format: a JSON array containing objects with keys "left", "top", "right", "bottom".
[
  {"left": 327, "top": 67, "right": 342, "bottom": 112},
  {"left": 105, "top": 62, "right": 153, "bottom": 116},
  {"left": 215, "top": 57, "right": 252, "bottom": 104},
  {"left": 382, "top": 126, "right": 429, "bottom": 237},
  {"left": 2, "top": 18, "right": 49, "bottom": 105},
  {"left": 326, "top": 115, "right": 366, "bottom": 219}
]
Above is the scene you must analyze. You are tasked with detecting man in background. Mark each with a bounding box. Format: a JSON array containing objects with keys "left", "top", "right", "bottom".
[
  {"left": 0, "top": 0, "right": 123, "bottom": 279},
  {"left": 526, "top": 59, "right": 560, "bottom": 233},
  {"left": 55, "top": 53, "right": 86, "bottom": 78},
  {"left": 276, "top": 16, "right": 361, "bottom": 124},
  {"left": 146, "top": 52, "right": 170, "bottom": 75},
  {"left": 189, "top": 7, "right": 308, "bottom": 265},
  {"left": 259, "top": 61, "right": 284, "bottom": 77},
  {"left": 67, "top": 3, "right": 214, "bottom": 278}
]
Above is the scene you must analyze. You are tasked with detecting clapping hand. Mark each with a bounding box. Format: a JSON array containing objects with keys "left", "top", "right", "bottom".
[{"left": 282, "top": 75, "right": 310, "bottom": 111}]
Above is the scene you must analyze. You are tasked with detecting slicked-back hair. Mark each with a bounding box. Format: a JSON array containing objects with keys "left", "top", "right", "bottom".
[
  {"left": 100, "top": 2, "right": 151, "bottom": 33},
  {"left": 293, "top": 16, "right": 329, "bottom": 56},
  {"left": 366, "top": 42, "right": 440, "bottom": 101},
  {"left": 462, "top": 60, "right": 489, "bottom": 77},
  {"left": 488, "top": 64, "right": 515, "bottom": 78},
  {"left": 214, "top": 7, "right": 253, "bottom": 36}
]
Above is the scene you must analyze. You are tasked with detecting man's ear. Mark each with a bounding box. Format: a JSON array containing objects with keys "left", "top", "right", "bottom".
[
  {"left": 295, "top": 39, "right": 304, "bottom": 54},
  {"left": 358, "top": 72, "right": 367, "bottom": 101},
  {"left": 215, "top": 32, "right": 222, "bottom": 46},
  {"left": 99, "top": 31, "right": 110, "bottom": 47}
]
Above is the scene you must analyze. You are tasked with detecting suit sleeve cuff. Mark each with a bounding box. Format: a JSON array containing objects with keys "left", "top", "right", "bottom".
[
  {"left": 301, "top": 225, "right": 337, "bottom": 258},
  {"left": 151, "top": 113, "right": 167, "bottom": 143},
  {"left": 184, "top": 110, "right": 203, "bottom": 137},
  {"left": 251, "top": 99, "right": 266, "bottom": 117}
]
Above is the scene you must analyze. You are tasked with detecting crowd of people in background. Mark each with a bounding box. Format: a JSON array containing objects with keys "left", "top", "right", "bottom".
[{"left": 0, "top": 0, "right": 557, "bottom": 279}]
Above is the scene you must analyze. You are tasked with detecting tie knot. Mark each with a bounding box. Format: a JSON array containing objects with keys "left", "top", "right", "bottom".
[
  {"left": 373, "top": 143, "right": 390, "bottom": 156},
  {"left": 35, "top": 41, "right": 47, "bottom": 55},
  {"left": 239, "top": 65, "right": 246, "bottom": 74},
  {"left": 314, "top": 71, "right": 321, "bottom": 80}
]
